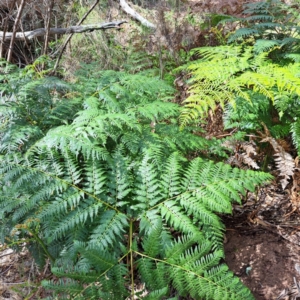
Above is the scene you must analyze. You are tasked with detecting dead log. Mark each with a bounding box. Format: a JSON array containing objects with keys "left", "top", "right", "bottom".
[
  {"left": 119, "top": 0, "right": 155, "bottom": 29},
  {"left": 0, "top": 21, "right": 127, "bottom": 41}
]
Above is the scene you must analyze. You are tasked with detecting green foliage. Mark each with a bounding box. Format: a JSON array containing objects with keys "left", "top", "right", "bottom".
[
  {"left": 0, "top": 60, "right": 81, "bottom": 154},
  {"left": 226, "top": 0, "right": 300, "bottom": 60},
  {"left": 177, "top": 45, "right": 300, "bottom": 157},
  {"left": 0, "top": 64, "right": 273, "bottom": 299}
]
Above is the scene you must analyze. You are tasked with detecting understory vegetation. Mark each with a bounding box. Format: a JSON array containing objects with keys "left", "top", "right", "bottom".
[{"left": 1, "top": 0, "right": 300, "bottom": 299}]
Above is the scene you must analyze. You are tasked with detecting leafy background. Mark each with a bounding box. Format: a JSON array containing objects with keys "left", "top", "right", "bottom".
[{"left": 1, "top": 0, "right": 300, "bottom": 299}]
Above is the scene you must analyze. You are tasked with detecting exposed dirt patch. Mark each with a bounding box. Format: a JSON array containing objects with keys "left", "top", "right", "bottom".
[
  {"left": 0, "top": 247, "right": 51, "bottom": 300},
  {"left": 223, "top": 211, "right": 300, "bottom": 300}
]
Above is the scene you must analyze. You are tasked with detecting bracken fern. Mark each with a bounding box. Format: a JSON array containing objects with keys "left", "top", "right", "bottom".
[{"left": 0, "top": 65, "right": 272, "bottom": 299}]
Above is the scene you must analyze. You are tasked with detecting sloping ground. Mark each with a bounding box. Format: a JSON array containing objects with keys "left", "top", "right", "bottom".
[
  {"left": 224, "top": 185, "right": 300, "bottom": 300},
  {"left": 1, "top": 185, "right": 300, "bottom": 299},
  {"left": 0, "top": 247, "right": 34, "bottom": 300},
  {"left": 225, "top": 229, "right": 300, "bottom": 299}
]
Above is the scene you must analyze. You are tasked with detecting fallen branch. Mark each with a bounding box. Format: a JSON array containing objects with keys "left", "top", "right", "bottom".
[
  {"left": 119, "top": 0, "right": 156, "bottom": 29},
  {"left": 0, "top": 21, "right": 127, "bottom": 41}
]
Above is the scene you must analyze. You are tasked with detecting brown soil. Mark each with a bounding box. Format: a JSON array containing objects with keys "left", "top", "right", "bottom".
[{"left": 224, "top": 225, "right": 300, "bottom": 300}]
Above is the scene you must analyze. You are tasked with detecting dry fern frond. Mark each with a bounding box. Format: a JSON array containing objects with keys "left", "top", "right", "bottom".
[
  {"left": 241, "top": 142, "right": 257, "bottom": 156},
  {"left": 223, "top": 140, "right": 259, "bottom": 169},
  {"left": 276, "top": 277, "right": 300, "bottom": 300},
  {"left": 261, "top": 137, "right": 295, "bottom": 189},
  {"left": 240, "top": 153, "right": 260, "bottom": 169}
]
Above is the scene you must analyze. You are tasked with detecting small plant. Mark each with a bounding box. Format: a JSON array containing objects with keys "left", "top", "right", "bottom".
[
  {"left": 0, "top": 66, "right": 272, "bottom": 299},
  {"left": 226, "top": 0, "right": 300, "bottom": 61}
]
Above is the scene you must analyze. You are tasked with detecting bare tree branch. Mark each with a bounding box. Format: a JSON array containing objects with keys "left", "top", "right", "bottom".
[
  {"left": 7, "top": 0, "right": 25, "bottom": 62},
  {"left": 53, "top": 0, "right": 100, "bottom": 71},
  {"left": 0, "top": 21, "right": 127, "bottom": 41},
  {"left": 53, "top": 0, "right": 126, "bottom": 71},
  {"left": 43, "top": 0, "right": 54, "bottom": 55},
  {"left": 119, "top": 0, "right": 155, "bottom": 29},
  {"left": 0, "top": 0, "right": 16, "bottom": 58}
]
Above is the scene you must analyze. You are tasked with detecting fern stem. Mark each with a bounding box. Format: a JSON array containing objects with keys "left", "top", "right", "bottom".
[
  {"left": 129, "top": 219, "right": 135, "bottom": 299},
  {"left": 27, "top": 228, "right": 55, "bottom": 262},
  {"left": 1, "top": 238, "right": 33, "bottom": 251}
]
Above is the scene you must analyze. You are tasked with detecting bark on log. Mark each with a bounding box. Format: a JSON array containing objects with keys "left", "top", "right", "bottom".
[
  {"left": 119, "top": 0, "right": 155, "bottom": 29},
  {"left": 0, "top": 21, "right": 127, "bottom": 41}
]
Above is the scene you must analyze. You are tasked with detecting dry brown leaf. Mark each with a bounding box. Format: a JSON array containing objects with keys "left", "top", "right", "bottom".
[
  {"left": 261, "top": 137, "right": 295, "bottom": 190},
  {"left": 240, "top": 153, "right": 260, "bottom": 169},
  {"left": 223, "top": 140, "right": 259, "bottom": 169}
]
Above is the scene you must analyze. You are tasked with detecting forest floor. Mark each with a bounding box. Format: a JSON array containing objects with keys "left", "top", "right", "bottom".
[
  {"left": 224, "top": 225, "right": 300, "bottom": 300},
  {"left": 1, "top": 186, "right": 300, "bottom": 300}
]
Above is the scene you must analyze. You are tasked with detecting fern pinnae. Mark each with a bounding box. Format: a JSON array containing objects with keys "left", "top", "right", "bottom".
[
  {"left": 106, "top": 151, "right": 132, "bottom": 205},
  {"left": 62, "top": 149, "right": 82, "bottom": 185},
  {"left": 83, "top": 158, "right": 106, "bottom": 196},
  {"left": 179, "top": 193, "right": 222, "bottom": 228},
  {"left": 89, "top": 210, "right": 128, "bottom": 249},
  {"left": 144, "top": 220, "right": 166, "bottom": 253},
  {"left": 143, "top": 287, "right": 169, "bottom": 300},
  {"left": 50, "top": 267, "right": 99, "bottom": 283},
  {"left": 139, "top": 209, "right": 162, "bottom": 235},
  {"left": 181, "top": 157, "right": 202, "bottom": 191},
  {"left": 36, "top": 192, "right": 78, "bottom": 223},
  {"left": 161, "top": 200, "right": 201, "bottom": 236},
  {"left": 161, "top": 152, "right": 185, "bottom": 198},
  {"left": 137, "top": 257, "right": 160, "bottom": 290},
  {"left": 134, "top": 153, "right": 162, "bottom": 209}
]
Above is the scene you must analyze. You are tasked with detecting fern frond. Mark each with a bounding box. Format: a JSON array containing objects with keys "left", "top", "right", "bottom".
[
  {"left": 254, "top": 39, "right": 280, "bottom": 53},
  {"left": 179, "top": 45, "right": 300, "bottom": 127},
  {"left": 228, "top": 28, "right": 259, "bottom": 43},
  {"left": 261, "top": 136, "right": 295, "bottom": 189},
  {"left": 0, "top": 68, "right": 272, "bottom": 300},
  {"left": 291, "top": 120, "right": 300, "bottom": 155},
  {"left": 89, "top": 210, "right": 128, "bottom": 249},
  {"left": 244, "top": 15, "right": 274, "bottom": 22}
]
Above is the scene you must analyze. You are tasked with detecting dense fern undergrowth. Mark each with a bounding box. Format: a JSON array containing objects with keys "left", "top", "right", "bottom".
[
  {"left": 177, "top": 0, "right": 300, "bottom": 191},
  {"left": 0, "top": 58, "right": 273, "bottom": 300}
]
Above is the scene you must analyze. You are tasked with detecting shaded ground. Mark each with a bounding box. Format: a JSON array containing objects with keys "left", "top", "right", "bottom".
[
  {"left": 0, "top": 247, "right": 34, "bottom": 300},
  {"left": 223, "top": 184, "right": 300, "bottom": 300},
  {"left": 1, "top": 185, "right": 300, "bottom": 299},
  {"left": 224, "top": 225, "right": 300, "bottom": 299}
]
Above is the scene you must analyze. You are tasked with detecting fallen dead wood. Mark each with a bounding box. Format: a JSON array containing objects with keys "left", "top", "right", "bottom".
[
  {"left": 0, "top": 21, "right": 127, "bottom": 41},
  {"left": 119, "top": 0, "right": 156, "bottom": 29}
]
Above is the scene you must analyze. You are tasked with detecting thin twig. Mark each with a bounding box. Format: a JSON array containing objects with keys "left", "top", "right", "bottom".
[
  {"left": 0, "top": 262, "right": 14, "bottom": 275},
  {"left": 43, "top": 0, "right": 54, "bottom": 55},
  {"left": 7, "top": 0, "right": 26, "bottom": 62},
  {"left": 53, "top": 0, "right": 100, "bottom": 72},
  {"left": 0, "top": 251, "right": 14, "bottom": 259}
]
